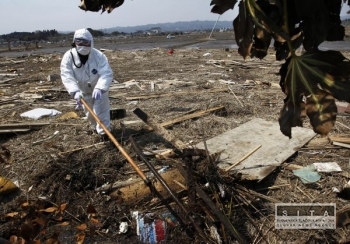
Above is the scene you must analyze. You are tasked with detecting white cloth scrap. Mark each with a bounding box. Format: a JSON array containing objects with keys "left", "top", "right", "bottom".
[
  {"left": 313, "top": 162, "right": 342, "bottom": 172},
  {"left": 20, "top": 108, "right": 62, "bottom": 120}
]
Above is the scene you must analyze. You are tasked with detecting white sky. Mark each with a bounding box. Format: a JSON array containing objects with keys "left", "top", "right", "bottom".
[
  {"left": 0, "top": 0, "right": 349, "bottom": 35},
  {"left": 0, "top": 0, "right": 239, "bottom": 34}
]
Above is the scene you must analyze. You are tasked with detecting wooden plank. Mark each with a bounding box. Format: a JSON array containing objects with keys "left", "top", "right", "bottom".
[
  {"left": 330, "top": 136, "right": 350, "bottom": 144},
  {"left": 195, "top": 118, "right": 316, "bottom": 181},
  {"left": 332, "top": 141, "right": 350, "bottom": 149},
  {"left": 110, "top": 168, "right": 186, "bottom": 204},
  {"left": 160, "top": 105, "right": 225, "bottom": 127},
  {"left": 0, "top": 123, "right": 50, "bottom": 134},
  {"left": 0, "top": 129, "right": 30, "bottom": 134}
]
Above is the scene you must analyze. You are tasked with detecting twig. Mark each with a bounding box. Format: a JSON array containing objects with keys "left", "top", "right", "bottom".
[
  {"left": 177, "top": 165, "right": 248, "bottom": 243},
  {"left": 336, "top": 121, "right": 350, "bottom": 130},
  {"left": 32, "top": 131, "right": 59, "bottom": 145},
  {"left": 95, "top": 178, "right": 143, "bottom": 192},
  {"left": 252, "top": 218, "right": 268, "bottom": 244},
  {"left": 236, "top": 186, "right": 280, "bottom": 203},
  {"left": 255, "top": 225, "right": 274, "bottom": 244},
  {"left": 256, "top": 184, "right": 290, "bottom": 191},
  {"left": 295, "top": 185, "right": 313, "bottom": 201},
  {"left": 230, "top": 192, "right": 270, "bottom": 244},
  {"left": 227, "top": 86, "right": 244, "bottom": 107},
  {"left": 59, "top": 142, "right": 105, "bottom": 155},
  {"left": 43, "top": 199, "right": 83, "bottom": 224},
  {"left": 224, "top": 145, "right": 262, "bottom": 172},
  {"left": 173, "top": 179, "right": 187, "bottom": 190}
]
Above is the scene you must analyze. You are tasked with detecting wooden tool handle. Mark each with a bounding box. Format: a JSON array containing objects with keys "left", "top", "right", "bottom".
[{"left": 80, "top": 98, "right": 150, "bottom": 184}]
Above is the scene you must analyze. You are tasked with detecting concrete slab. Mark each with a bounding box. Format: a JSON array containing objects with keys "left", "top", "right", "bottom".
[{"left": 196, "top": 118, "right": 316, "bottom": 181}]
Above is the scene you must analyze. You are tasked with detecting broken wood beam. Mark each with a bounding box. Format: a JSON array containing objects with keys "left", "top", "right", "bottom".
[
  {"left": 160, "top": 105, "right": 225, "bottom": 127},
  {"left": 109, "top": 168, "right": 186, "bottom": 203},
  {"left": 133, "top": 108, "right": 186, "bottom": 149}
]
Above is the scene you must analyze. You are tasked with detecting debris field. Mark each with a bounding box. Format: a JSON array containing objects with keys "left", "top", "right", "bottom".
[{"left": 1, "top": 32, "right": 350, "bottom": 243}]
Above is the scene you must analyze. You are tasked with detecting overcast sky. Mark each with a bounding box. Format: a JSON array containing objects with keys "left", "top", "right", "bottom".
[
  {"left": 0, "top": 0, "right": 239, "bottom": 35},
  {"left": 0, "top": 0, "right": 349, "bottom": 35}
]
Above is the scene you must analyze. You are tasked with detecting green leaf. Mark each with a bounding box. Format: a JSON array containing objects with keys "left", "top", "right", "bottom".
[
  {"left": 279, "top": 50, "right": 350, "bottom": 137},
  {"left": 305, "top": 91, "right": 337, "bottom": 136},
  {"left": 278, "top": 97, "right": 305, "bottom": 138}
]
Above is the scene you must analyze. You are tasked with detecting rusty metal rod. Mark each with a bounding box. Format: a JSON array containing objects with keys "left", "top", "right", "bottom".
[{"left": 80, "top": 98, "right": 150, "bottom": 185}]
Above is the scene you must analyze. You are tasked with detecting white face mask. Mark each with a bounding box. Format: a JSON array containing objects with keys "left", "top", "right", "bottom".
[{"left": 76, "top": 46, "right": 91, "bottom": 55}]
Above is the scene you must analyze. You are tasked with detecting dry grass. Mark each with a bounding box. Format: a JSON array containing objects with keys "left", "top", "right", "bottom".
[{"left": 1, "top": 33, "right": 350, "bottom": 243}]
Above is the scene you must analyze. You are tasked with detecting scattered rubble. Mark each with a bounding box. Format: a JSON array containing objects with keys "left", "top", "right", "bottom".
[{"left": 1, "top": 33, "right": 350, "bottom": 243}]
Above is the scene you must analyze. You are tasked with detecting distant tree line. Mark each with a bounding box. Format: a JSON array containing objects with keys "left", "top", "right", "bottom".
[
  {"left": 0, "top": 29, "right": 59, "bottom": 41},
  {"left": 86, "top": 28, "right": 104, "bottom": 37}
]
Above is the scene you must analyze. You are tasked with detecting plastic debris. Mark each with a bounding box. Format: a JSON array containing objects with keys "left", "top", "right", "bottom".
[
  {"left": 292, "top": 164, "right": 321, "bottom": 184},
  {"left": 118, "top": 222, "right": 128, "bottom": 234},
  {"left": 313, "top": 162, "right": 342, "bottom": 172},
  {"left": 133, "top": 211, "right": 178, "bottom": 243},
  {"left": 167, "top": 48, "right": 174, "bottom": 55}
]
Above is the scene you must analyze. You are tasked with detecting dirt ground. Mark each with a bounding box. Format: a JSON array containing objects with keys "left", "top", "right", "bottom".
[{"left": 1, "top": 31, "right": 350, "bottom": 244}]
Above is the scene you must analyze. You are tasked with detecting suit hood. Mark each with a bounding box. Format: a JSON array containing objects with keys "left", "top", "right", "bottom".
[{"left": 73, "top": 28, "right": 94, "bottom": 49}]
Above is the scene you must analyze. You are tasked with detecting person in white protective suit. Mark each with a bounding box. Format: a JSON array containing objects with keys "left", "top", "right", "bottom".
[{"left": 60, "top": 28, "right": 113, "bottom": 135}]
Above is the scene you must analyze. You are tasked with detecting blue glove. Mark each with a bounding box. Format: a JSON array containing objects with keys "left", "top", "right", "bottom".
[
  {"left": 92, "top": 88, "right": 102, "bottom": 100},
  {"left": 74, "top": 91, "right": 83, "bottom": 109}
]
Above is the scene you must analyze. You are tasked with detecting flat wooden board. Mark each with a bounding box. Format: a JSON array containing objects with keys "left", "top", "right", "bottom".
[{"left": 196, "top": 118, "right": 316, "bottom": 181}]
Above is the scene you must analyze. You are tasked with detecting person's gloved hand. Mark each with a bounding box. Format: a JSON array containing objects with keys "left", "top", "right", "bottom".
[
  {"left": 74, "top": 91, "right": 83, "bottom": 109},
  {"left": 92, "top": 88, "right": 102, "bottom": 100}
]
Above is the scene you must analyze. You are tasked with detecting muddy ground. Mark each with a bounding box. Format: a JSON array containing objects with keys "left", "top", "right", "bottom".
[{"left": 1, "top": 31, "right": 350, "bottom": 244}]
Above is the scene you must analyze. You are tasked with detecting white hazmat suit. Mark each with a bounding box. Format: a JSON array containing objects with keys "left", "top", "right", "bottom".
[{"left": 60, "top": 28, "right": 113, "bottom": 134}]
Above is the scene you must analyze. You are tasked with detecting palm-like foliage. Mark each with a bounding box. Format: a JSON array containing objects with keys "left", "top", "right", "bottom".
[
  {"left": 212, "top": 0, "right": 350, "bottom": 137},
  {"left": 80, "top": 0, "right": 350, "bottom": 137},
  {"left": 279, "top": 51, "right": 350, "bottom": 137}
]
